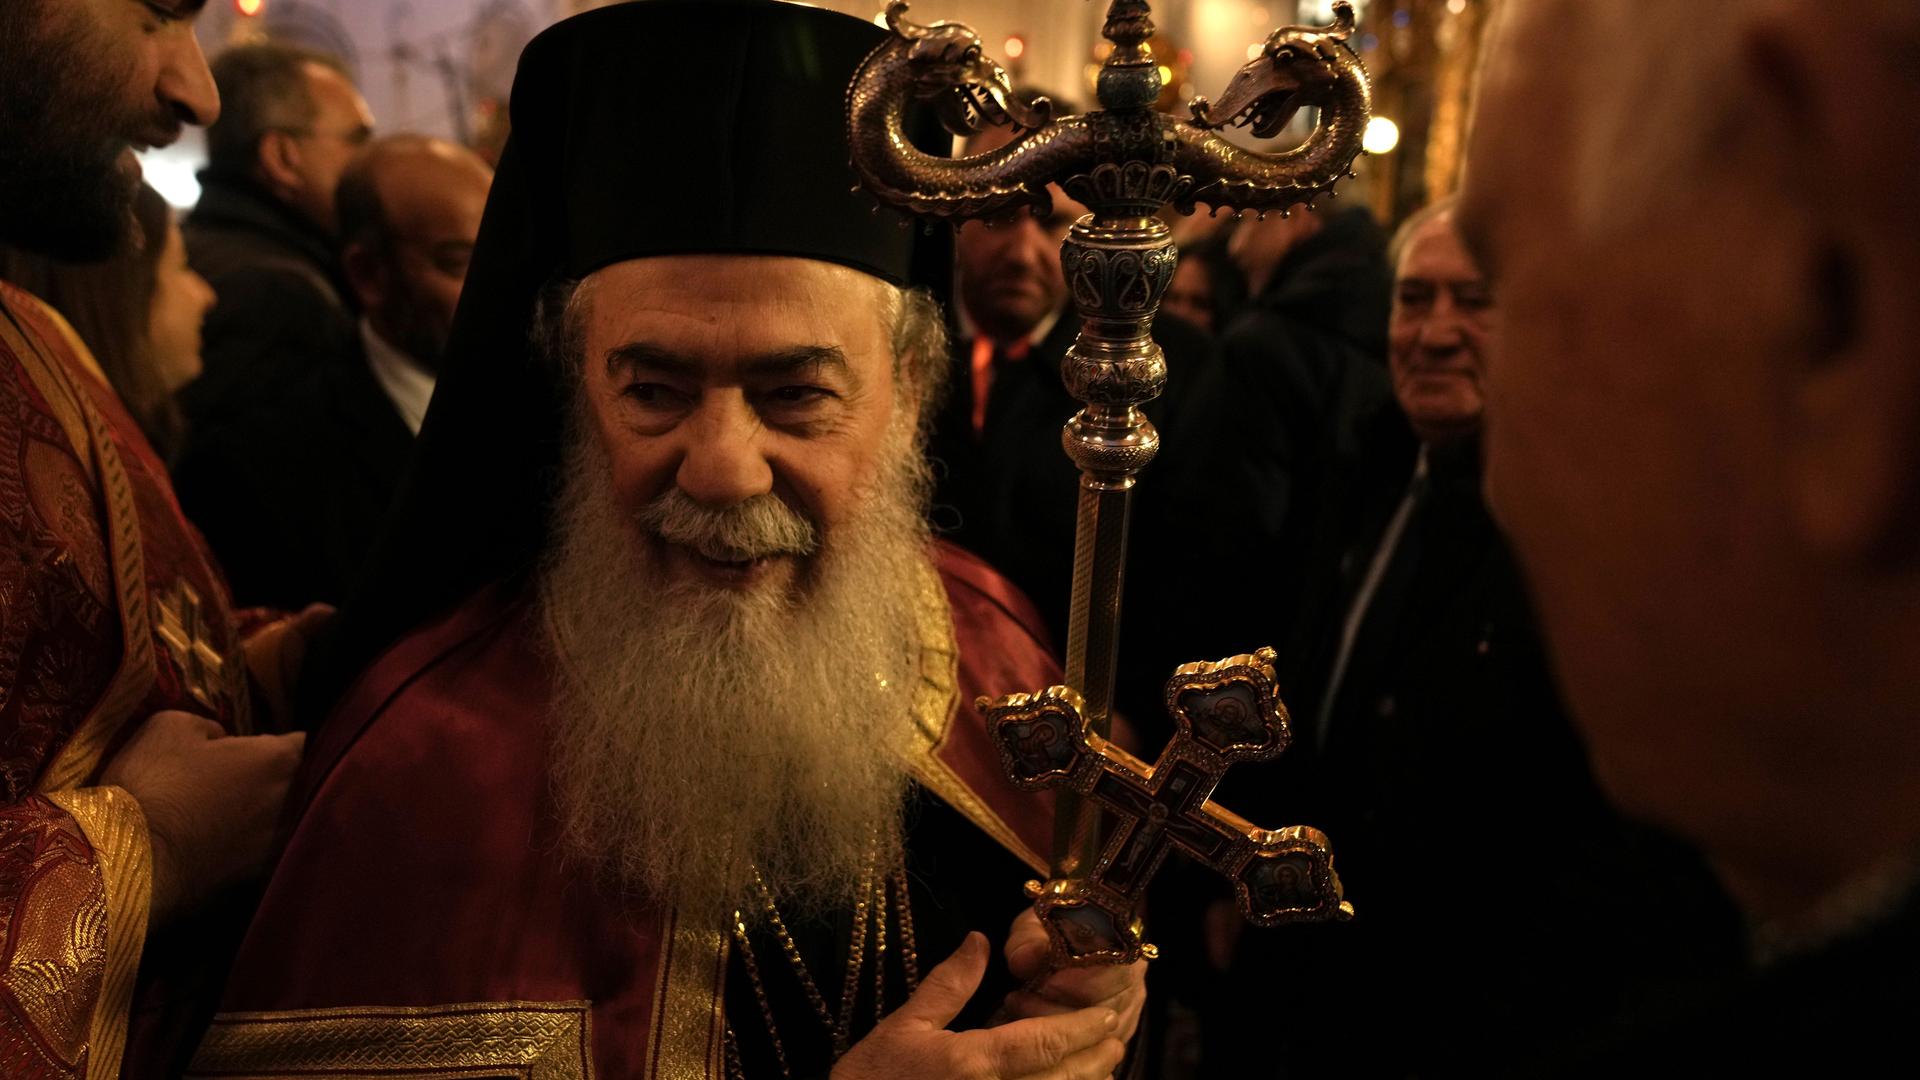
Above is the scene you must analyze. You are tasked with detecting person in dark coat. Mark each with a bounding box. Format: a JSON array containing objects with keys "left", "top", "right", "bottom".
[
  {"left": 174, "top": 136, "right": 492, "bottom": 610},
  {"left": 1115, "top": 203, "right": 1393, "bottom": 750},
  {"left": 1458, "top": 0, "right": 1920, "bottom": 1071},
  {"left": 1153, "top": 202, "right": 1741, "bottom": 1078},
  {"left": 177, "top": 44, "right": 372, "bottom": 429}
]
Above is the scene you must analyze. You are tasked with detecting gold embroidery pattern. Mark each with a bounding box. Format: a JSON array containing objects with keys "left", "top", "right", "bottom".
[
  {"left": 902, "top": 562, "right": 1048, "bottom": 874},
  {"left": 44, "top": 787, "right": 150, "bottom": 1080},
  {"left": 0, "top": 802, "right": 106, "bottom": 1077},
  {"left": 153, "top": 581, "right": 226, "bottom": 713},
  {"left": 187, "top": 1000, "right": 593, "bottom": 1078},
  {"left": 12, "top": 292, "right": 159, "bottom": 795},
  {"left": 649, "top": 912, "right": 727, "bottom": 1080}
]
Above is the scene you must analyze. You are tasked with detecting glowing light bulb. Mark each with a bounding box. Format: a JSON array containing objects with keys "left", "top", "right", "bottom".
[
  {"left": 1362, "top": 116, "right": 1400, "bottom": 155},
  {"left": 1004, "top": 36, "right": 1025, "bottom": 59},
  {"left": 236, "top": 0, "right": 265, "bottom": 15}
]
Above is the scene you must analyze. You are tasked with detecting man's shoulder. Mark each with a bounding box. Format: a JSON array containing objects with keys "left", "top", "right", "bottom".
[
  {"left": 295, "top": 584, "right": 549, "bottom": 810},
  {"left": 934, "top": 540, "right": 1055, "bottom": 657}
]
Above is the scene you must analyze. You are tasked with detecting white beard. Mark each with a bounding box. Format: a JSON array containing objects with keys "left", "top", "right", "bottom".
[{"left": 541, "top": 407, "right": 936, "bottom": 923}]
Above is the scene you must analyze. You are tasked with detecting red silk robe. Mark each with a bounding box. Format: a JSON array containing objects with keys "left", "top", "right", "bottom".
[
  {"left": 0, "top": 281, "right": 256, "bottom": 1079},
  {"left": 193, "top": 544, "right": 1061, "bottom": 1078}
]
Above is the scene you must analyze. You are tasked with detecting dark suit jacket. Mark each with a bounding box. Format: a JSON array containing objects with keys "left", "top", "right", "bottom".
[
  {"left": 180, "top": 175, "right": 356, "bottom": 429},
  {"left": 1547, "top": 883, "right": 1920, "bottom": 1075},
  {"left": 926, "top": 307, "right": 1219, "bottom": 654},
  {"left": 172, "top": 339, "right": 414, "bottom": 611},
  {"left": 1160, "top": 404, "right": 1742, "bottom": 1078}
]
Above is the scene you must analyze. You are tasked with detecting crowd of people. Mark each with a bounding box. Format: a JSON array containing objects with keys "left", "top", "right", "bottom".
[{"left": 0, "top": 0, "right": 1914, "bottom": 1076}]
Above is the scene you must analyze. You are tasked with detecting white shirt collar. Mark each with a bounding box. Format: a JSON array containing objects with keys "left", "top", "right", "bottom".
[{"left": 359, "top": 317, "right": 436, "bottom": 435}]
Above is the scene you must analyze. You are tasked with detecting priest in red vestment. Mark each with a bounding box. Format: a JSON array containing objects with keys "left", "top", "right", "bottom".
[
  {"left": 194, "top": 3, "right": 1145, "bottom": 1078},
  {"left": 1, "top": 2, "right": 312, "bottom": 1077}
]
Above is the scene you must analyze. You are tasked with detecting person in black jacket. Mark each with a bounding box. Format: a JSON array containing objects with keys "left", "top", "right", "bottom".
[
  {"left": 1116, "top": 203, "right": 1394, "bottom": 751},
  {"left": 177, "top": 44, "right": 372, "bottom": 429},
  {"left": 174, "top": 136, "right": 492, "bottom": 610}
]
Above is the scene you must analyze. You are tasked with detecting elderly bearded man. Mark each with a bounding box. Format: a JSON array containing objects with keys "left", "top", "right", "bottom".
[{"left": 195, "top": 3, "right": 1144, "bottom": 1078}]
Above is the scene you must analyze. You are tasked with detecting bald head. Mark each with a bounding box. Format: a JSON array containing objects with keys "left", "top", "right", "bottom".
[
  {"left": 1459, "top": 0, "right": 1920, "bottom": 922},
  {"left": 338, "top": 135, "right": 494, "bottom": 371}
]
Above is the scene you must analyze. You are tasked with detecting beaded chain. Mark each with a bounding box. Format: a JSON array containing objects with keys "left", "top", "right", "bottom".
[{"left": 724, "top": 845, "right": 920, "bottom": 1080}]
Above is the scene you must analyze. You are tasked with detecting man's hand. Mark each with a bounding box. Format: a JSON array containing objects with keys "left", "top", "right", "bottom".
[
  {"left": 101, "top": 711, "right": 305, "bottom": 926},
  {"left": 832, "top": 933, "right": 1126, "bottom": 1080},
  {"left": 1000, "top": 908, "right": 1147, "bottom": 1045},
  {"left": 242, "top": 603, "right": 335, "bottom": 730}
]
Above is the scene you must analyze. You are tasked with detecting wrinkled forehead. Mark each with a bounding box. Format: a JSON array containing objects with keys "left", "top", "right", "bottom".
[
  {"left": 578, "top": 254, "right": 896, "bottom": 366},
  {"left": 1396, "top": 213, "right": 1479, "bottom": 280}
]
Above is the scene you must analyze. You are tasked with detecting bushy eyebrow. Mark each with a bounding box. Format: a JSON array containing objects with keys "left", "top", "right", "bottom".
[{"left": 604, "top": 343, "right": 858, "bottom": 386}]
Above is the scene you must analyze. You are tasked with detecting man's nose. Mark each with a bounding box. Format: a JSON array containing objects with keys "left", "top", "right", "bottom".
[
  {"left": 1417, "top": 305, "right": 1467, "bottom": 352},
  {"left": 157, "top": 28, "right": 220, "bottom": 128},
  {"left": 674, "top": 395, "right": 774, "bottom": 507}
]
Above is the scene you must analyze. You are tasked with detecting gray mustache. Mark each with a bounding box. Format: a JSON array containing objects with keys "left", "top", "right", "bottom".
[{"left": 635, "top": 490, "right": 820, "bottom": 562}]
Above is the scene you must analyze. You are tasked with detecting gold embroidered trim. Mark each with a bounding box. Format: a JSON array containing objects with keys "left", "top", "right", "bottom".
[
  {"left": 187, "top": 1000, "right": 593, "bottom": 1078},
  {"left": 649, "top": 911, "right": 727, "bottom": 1080},
  {"left": 7, "top": 298, "right": 162, "bottom": 792},
  {"left": 45, "top": 786, "right": 152, "bottom": 1080},
  {"left": 902, "top": 560, "right": 1048, "bottom": 875}
]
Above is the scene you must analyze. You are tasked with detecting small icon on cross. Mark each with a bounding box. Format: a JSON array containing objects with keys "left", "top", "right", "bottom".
[{"left": 984, "top": 646, "right": 1352, "bottom": 967}]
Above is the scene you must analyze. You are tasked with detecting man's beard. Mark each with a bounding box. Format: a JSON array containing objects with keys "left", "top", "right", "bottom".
[
  {"left": 0, "top": 2, "right": 166, "bottom": 262},
  {"left": 542, "top": 404, "right": 938, "bottom": 923}
]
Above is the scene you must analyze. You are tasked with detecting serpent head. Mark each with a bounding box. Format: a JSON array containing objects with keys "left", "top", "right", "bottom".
[
  {"left": 1189, "top": 1, "right": 1359, "bottom": 138},
  {"left": 886, "top": 0, "right": 1053, "bottom": 136}
]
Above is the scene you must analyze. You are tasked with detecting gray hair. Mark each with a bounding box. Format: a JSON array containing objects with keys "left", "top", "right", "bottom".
[
  {"left": 1386, "top": 195, "right": 1460, "bottom": 273},
  {"left": 532, "top": 272, "right": 952, "bottom": 426},
  {"left": 204, "top": 44, "right": 351, "bottom": 180}
]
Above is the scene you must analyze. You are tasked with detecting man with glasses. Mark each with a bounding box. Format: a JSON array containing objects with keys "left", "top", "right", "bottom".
[{"left": 180, "top": 43, "right": 375, "bottom": 429}]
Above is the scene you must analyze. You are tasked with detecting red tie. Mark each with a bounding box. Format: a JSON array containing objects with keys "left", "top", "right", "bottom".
[{"left": 970, "top": 337, "right": 1031, "bottom": 437}]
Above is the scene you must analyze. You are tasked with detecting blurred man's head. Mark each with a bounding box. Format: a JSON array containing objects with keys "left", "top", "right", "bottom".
[
  {"left": 1387, "top": 200, "right": 1491, "bottom": 445},
  {"left": 954, "top": 92, "right": 1085, "bottom": 342},
  {"left": 0, "top": 0, "right": 219, "bottom": 261},
  {"left": 205, "top": 44, "right": 372, "bottom": 233},
  {"left": 337, "top": 136, "right": 493, "bottom": 371},
  {"left": 1460, "top": 0, "right": 1920, "bottom": 917},
  {"left": 1225, "top": 204, "right": 1321, "bottom": 297},
  {"left": 538, "top": 254, "right": 951, "bottom": 918}
]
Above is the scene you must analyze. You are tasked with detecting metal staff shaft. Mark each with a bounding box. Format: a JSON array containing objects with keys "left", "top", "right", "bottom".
[{"left": 846, "top": 0, "right": 1372, "bottom": 883}]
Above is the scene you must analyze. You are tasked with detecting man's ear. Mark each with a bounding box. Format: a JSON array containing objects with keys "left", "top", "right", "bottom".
[
  {"left": 255, "top": 129, "right": 306, "bottom": 198},
  {"left": 340, "top": 240, "right": 387, "bottom": 312},
  {"left": 1748, "top": 3, "right": 1920, "bottom": 563}
]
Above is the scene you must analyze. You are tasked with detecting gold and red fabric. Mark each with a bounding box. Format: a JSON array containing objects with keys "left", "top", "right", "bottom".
[
  {"left": 193, "top": 545, "right": 1059, "bottom": 1078},
  {"left": 1, "top": 282, "right": 252, "bottom": 1078}
]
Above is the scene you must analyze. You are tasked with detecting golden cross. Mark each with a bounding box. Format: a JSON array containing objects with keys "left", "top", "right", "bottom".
[
  {"left": 155, "top": 580, "right": 226, "bottom": 711},
  {"left": 984, "top": 647, "right": 1353, "bottom": 967}
]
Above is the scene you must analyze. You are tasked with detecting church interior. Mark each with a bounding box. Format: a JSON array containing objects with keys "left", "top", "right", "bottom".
[{"left": 3, "top": 0, "right": 1916, "bottom": 1076}]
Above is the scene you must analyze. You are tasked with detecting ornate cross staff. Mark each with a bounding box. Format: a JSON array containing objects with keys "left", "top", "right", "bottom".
[
  {"left": 848, "top": 0, "right": 1371, "bottom": 962},
  {"left": 986, "top": 649, "right": 1353, "bottom": 966}
]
